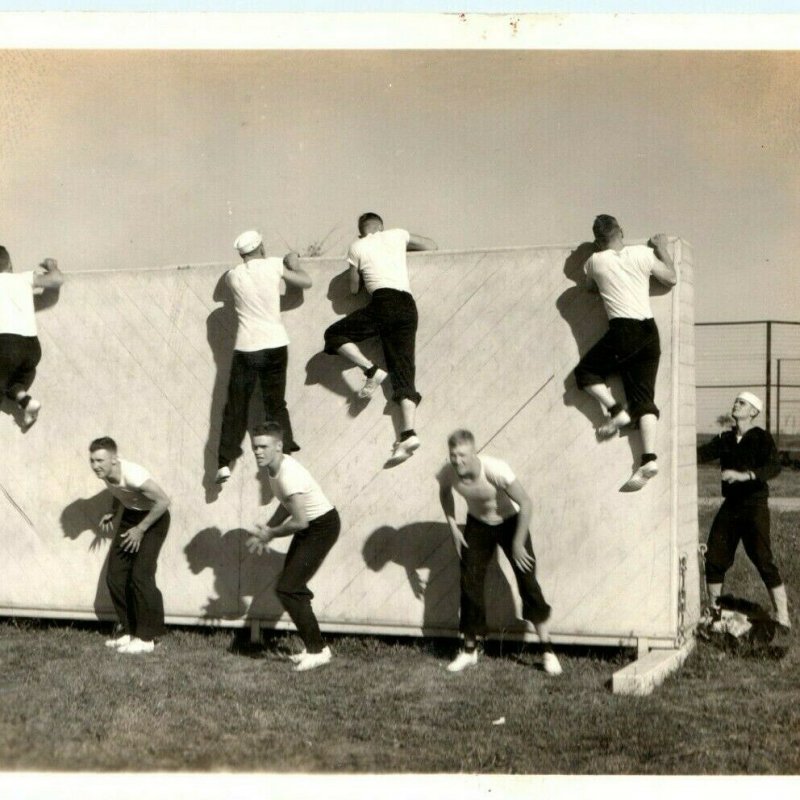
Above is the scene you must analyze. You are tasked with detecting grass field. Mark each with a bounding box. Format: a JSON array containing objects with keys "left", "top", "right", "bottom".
[{"left": 1, "top": 481, "right": 798, "bottom": 774}]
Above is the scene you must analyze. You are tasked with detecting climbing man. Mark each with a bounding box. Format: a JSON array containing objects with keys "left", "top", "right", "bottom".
[
  {"left": 89, "top": 437, "right": 172, "bottom": 654},
  {"left": 216, "top": 230, "right": 312, "bottom": 485},
  {"left": 437, "top": 429, "right": 562, "bottom": 676},
  {"left": 573, "top": 215, "right": 677, "bottom": 492},
  {"left": 323, "top": 213, "right": 437, "bottom": 466},
  {"left": 0, "top": 247, "right": 64, "bottom": 429},
  {"left": 697, "top": 392, "right": 791, "bottom": 633},
  {"left": 246, "top": 422, "right": 341, "bottom": 671}
]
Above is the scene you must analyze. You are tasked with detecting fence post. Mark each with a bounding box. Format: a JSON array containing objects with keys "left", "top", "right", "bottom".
[
  {"left": 776, "top": 358, "right": 781, "bottom": 450},
  {"left": 765, "top": 320, "right": 772, "bottom": 434}
]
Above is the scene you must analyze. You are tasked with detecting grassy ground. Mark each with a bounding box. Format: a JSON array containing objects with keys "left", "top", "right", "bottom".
[{"left": 1, "top": 483, "right": 798, "bottom": 774}]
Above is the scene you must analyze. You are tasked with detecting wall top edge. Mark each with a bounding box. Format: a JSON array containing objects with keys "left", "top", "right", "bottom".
[{"left": 62, "top": 237, "right": 688, "bottom": 277}]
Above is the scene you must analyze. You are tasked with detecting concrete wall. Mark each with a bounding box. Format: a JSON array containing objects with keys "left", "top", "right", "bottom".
[{"left": 0, "top": 241, "right": 698, "bottom": 646}]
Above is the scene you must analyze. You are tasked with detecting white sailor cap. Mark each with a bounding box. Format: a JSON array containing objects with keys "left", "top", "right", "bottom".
[
  {"left": 736, "top": 391, "right": 763, "bottom": 414},
  {"left": 234, "top": 230, "right": 263, "bottom": 256}
]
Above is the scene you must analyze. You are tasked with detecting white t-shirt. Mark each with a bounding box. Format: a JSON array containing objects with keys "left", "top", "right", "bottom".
[
  {"left": 347, "top": 228, "right": 412, "bottom": 294},
  {"left": 226, "top": 257, "right": 290, "bottom": 352},
  {"left": 0, "top": 271, "right": 37, "bottom": 337},
  {"left": 437, "top": 454, "right": 519, "bottom": 526},
  {"left": 268, "top": 455, "right": 334, "bottom": 524},
  {"left": 104, "top": 459, "right": 155, "bottom": 511},
  {"left": 584, "top": 245, "right": 659, "bottom": 321}
]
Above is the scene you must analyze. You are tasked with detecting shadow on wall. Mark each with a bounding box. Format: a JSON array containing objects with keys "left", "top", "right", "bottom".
[
  {"left": 361, "top": 522, "right": 524, "bottom": 637},
  {"left": 184, "top": 526, "right": 286, "bottom": 622},
  {"left": 60, "top": 490, "right": 116, "bottom": 618},
  {"left": 304, "top": 269, "right": 387, "bottom": 419},
  {"left": 202, "top": 273, "right": 307, "bottom": 503}
]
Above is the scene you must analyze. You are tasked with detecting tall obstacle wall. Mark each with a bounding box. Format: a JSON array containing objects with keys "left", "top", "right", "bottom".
[{"left": 0, "top": 241, "right": 699, "bottom": 649}]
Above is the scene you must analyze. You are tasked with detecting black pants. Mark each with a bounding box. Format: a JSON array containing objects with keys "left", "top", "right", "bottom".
[
  {"left": 106, "top": 508, "right": 169, "bottom": 641},
  {"left": 218, "top": 345, "right": 298, "bottom": 467},
  {"left": 459, "top": 514, "right": 551, "bottom": 637},
  {"left": 0, "top": 333, "right": 41, "bottom": 398},
  {"left": 323, "top": 288, "right": 422, "bottom": 405},
  {"left": 574, "top": 317, "right": 661, "bottom": 422},
  {"left": 705, "top": 498, "right": 783, "bottom": 589},
  {"left": 275, "top": 508, "right": 340, "bottom": 653}
]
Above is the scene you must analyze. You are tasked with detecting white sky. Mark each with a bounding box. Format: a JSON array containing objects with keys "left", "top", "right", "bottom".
[{"left": 2, "top": 47, "right": 799, "bottom": 322}]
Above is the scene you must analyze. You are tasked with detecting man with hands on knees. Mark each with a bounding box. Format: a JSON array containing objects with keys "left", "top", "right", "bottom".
[
  {"left": 90, "top": 437, "right": 171, "bottom": 654},
  {"left": 246, "top": 422, "right": 340, "bottom": 672},
  {"left": 437, "top": 429, "right": 562, "bottom": 676}
]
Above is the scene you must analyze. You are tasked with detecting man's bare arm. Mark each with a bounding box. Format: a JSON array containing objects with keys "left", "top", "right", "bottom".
[
  {"left": 32, "top": 258, "right": 64, "bottom": 290},
  {"left": 649, "top": 234, "right": 677, "bottom": 287},
  {"left": 348, "top": 263, "right": 362, "bottom": 295},
  {"left": 282, "top": 252, "right": 312, "bottom": 289},
  {"left": 407, "top": 234, "right": 438, "bottom": 252}
]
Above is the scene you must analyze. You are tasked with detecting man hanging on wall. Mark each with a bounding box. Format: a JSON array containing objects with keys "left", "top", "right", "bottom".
[
  {"left": 323, "top": 213, "right": 437, "bottom": 467},
  {"left": 697, "top": 392, "right": 791, "bottom": 632},
  {"left": 215, "top": 230, "right": 312, "bottom": 485},
  {"left": 90, "top": 437, "right": 172, "bottom": 654},
  {"left": 0, "top": 247, "right": 64, "bottom": 429},
  {"left": 573, "top": 215, "right": 678, "bottom": 492},
  {"left": 246, "top": 422, "right": 341, "bottom": 671},
  {"left": 437, "top": 429, "right": 562, "bottom": 675}
]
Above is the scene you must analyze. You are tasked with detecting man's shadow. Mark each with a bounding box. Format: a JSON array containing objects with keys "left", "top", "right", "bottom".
[
  {"left": 59, "top": 491, "right": 116, "bottom": 618},
  {"left": 184, "top": 526, "right": 287, "bottom": 621},
  {"left": 304, "top": 269, "right": 387, "bottom": 419},
  {"left": 362, "top": 522, "right": 524, "bottom": 637},
  {"left": 1, "top": 287, "right": 63, "bottom": 431},
  {"left": 203, "top": 273, "right": 306, "bottom": 502}
]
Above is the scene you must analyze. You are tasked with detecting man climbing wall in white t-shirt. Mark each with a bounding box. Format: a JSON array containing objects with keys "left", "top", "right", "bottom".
[
  {"left": 0, "top": 246, "right": 64, "bottom": 429},
  {"left": 573, "top": 215, "right": 677, "bottom": 492},
  {"left": 323, "top": 212, "right": 437, "bottom": 467},
  {"left": 437, "top": 428, "right": 562, "bottom": 676},
  {"left": 215, "top": 230, "right": 312, "bottom": 485}
]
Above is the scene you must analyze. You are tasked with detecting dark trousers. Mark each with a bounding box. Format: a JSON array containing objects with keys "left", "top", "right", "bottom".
[
  {"left": 0, "top": 334, "right": 41, "bottom": 398},
  {"left": 459, "top": 513, "right": 551, "bottom": 637},
  {"left": 275, "top": 508, "right": 340, "bottom": 653},
  {"left": 705, "top": 499, "right": 783, "bottom": 589},
  {"left": 323, "top": 288, "right": 422, "bottom": 405},
  {"left": 106, "top": 508, "right": 170, "bottom": 641},
  {"left": 574, "top": 317, "right": 661, "bottom": 422},
  {"left": 218, "top": 345, "right": 298, "bottom": 467}
]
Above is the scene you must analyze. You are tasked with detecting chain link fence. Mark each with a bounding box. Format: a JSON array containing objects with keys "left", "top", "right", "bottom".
[{"left": 695, "top": 321, "right": 800, "bottom": 451}]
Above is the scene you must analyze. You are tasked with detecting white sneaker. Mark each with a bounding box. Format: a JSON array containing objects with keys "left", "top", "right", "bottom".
[
  {"left": 620, "top": 461, "right": 659, "bottom": 492},
  {"left": 543, "top": 651, "right": 563, "bottom": 676},
  {"left": 447, "top": 650, "right": 479, "bottom": 672},
  {"left": 596, "top": 409, "right": 631, "bottom": 441},
  {"left": 23, "top": 398, "right": 41, "bottom": 429},
  {"left": 105, "top": 634, "right": 131, "bottom": 649},
  {"left": 118, "top": 637, "right": 155, "bottom": 654},
  {"left": 358, "top": 368, "right": 387, "bottom": 400},
  {"left": 288, "top": 650, "right": 308, "bottom": 664},
  {"left": 215, "top": 466, "right": 231, "bottom": 484},
  {"left": 293, "top": 646, "right": 332, "bottom": 672},
  {"left": 386, "top": 435, "right": 421, "bottom": 466}
]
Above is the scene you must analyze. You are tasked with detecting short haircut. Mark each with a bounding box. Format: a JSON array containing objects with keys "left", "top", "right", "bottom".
[
  {"left": 252, "top": 421, "right": 284, "bottom": 441},
  {"left": 447, "top": 429, "right": 475, "bottom": 449},
  {"left": 89, "top": 436, "right": 118, "bottom": 454},
  {"left": 0, "top": 246, "right": 10, "bottom": 269},
  {"left": 592, "top": 214, "right": 621, "bottom": 247},
  {"left": 358, "top": 212, "right": 383, "bottom": 235}
]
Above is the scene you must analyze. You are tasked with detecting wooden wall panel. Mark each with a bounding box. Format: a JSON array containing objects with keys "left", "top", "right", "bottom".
[{"left": 0, "top": 241, "right": 698, "bottom": 645}]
